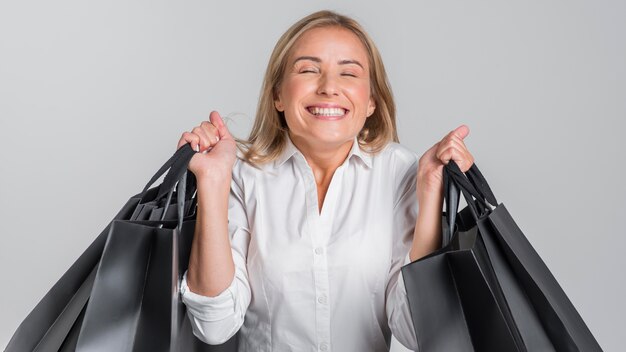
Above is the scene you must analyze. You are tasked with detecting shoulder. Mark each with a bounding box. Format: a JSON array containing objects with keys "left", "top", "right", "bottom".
[
  {"left": 372, "top": 142, "right": 419, "bottom": 173},
  {"left": 231, "top": 156, "right": 256, "bottom": 185},
  {"left": 230, "top": 153, "right": 276, "bottom": 191},
  {"left": 368, "top": 142, "right": 420, "bottom": 198}
]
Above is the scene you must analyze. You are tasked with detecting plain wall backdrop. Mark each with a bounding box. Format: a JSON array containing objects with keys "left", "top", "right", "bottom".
[{"left": 1, "top": 1, "right": 624, "bottom": 351}]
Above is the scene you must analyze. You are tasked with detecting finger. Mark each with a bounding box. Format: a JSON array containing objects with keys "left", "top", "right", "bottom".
[
  {"left": 200, "top": 121, "right": 221, "bottom": 144},
  {"left": 179, "top": 132, "right": 201, "bottom": 152},
  {"left": 438, "top": 148, "right": 469, "bottom": 170},
  {"left": 435, "top": 138, "right": 462, "bottom": 160},
  {"left": 448, "top": 132, "right": 474, "bottom": 154},
  {"left": 437, "top": 146, "right": 457, "bottom": 165},
  {"left": 191, "top": 126, "right": 214, "bottom": 152},
  {"left": 437, "top": 146, "right": 474, "bottom": 171},
  {"left": 209, "top": 111, "right": 233, "bottom": 140},
  {"left": 451, "top": 124, "right": 470, "bottom": 140},
  {"left": 450, "top": 135, "right": 474, "bottom": 168},
  {"left": 436, "top": 143, "right": 466, "bottom": 163},
  {"left": 448, "top": 132, "right": 467, "bottom": 146}
]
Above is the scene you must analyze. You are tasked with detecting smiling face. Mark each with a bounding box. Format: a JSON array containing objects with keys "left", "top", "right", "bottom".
[{"left": 274, "top": 25, "right": 376, "bottom": 153}]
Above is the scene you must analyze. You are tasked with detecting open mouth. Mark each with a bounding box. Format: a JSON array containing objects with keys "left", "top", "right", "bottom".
[{"left": 306, "top": 106, "right": 349, "bottom": 119}]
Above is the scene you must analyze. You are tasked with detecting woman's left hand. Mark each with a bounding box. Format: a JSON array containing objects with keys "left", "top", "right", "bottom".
[{"left": 416, "top": 125, "right": 475, "bottom": 204}]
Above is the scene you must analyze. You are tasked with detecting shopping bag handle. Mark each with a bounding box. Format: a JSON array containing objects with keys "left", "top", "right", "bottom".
[
  {"left": 156, "top": 144, "right": 196, "bottom": 201},
  {"left": 160, "top": 169, "right": 189, "bottom": 231},
  {"left": 442, "top": 165, "right": 461, "bottom": 247},
  {"left": 442, "top": 160, "right": 499, "bottom": 246},
  {"left": 139, "top": 143, "right": 196, "bottom": 201},
  {"left": 462, "top": 162, "right": 498, "bottom": 207},
  {"left": 133, "top": 143, "right": 198, "bottom": 230},
  {"left": 445, "top": 161, "right": 498, "bottom": 208},
  {"left": 153, "top": 144, "right": 197, "bottom": 229}
]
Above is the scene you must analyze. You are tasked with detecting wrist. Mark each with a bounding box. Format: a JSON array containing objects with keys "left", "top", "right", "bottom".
[
  {"left": 195, "top": 168, "right": 232, "bottom": 185},
  {"left": 195, "top": 171, "right": 232, "bottom": 197},
  {"left": 417, "top": 188, "right": 443, "bottom": 210},
  {"left": 195, "top": 173, "right": 231, "bottom": 211}
]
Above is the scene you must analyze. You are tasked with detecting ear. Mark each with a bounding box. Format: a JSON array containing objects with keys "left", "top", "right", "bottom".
[
  {"left": 274, "top": 92, "right": 284, "bottom": 112},
  {"left": 366, "top": 97, "right": 376, "bottom": 117}
]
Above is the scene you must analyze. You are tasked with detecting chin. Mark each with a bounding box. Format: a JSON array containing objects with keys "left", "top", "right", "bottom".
[
  {"left": 314, "top": 131, "right": 356, "bottom": 146},
  {"left": 289, "top": 126, "right": 357, "bottom": 146}
]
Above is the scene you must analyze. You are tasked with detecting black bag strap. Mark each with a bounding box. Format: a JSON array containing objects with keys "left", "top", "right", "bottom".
[
  {"left": 160, "top": 169, "right": 189, "bottom": 231},
  {"left": 465, "top": 163, "right": 498, "bottom": 206},
  {"left": 157, "top": 145, "right": 196, "bottom": 200},
  {"left": 160, "top": 171, "right": 195, "bottom": 232},
  {"left": 443, "top": 164, "right": 461, "bottom": 247},
  {"left": 139, "top": 143, "right": 196, "bottom": 203},
  {"left": 137, "top": 143, "right": 198, "bottom": 230},
  {"left": 141, "top": 144, "right": 192, "bottom": 193},
  {"left": 444, "top": 162, "right": 488, "bottom": 212},
  {"left": 442, "top": 161, "right": 499, "bottom": 245},
  {"left": 446, "top": 161, "right": 497, "bottom": 209}
]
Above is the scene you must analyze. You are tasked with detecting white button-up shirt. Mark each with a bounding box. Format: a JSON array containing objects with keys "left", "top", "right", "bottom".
[{"left": 180, "top": 134, "right": 420, "bottom": 351}]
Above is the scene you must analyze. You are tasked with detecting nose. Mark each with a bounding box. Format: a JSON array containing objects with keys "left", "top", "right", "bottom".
[{"left": 317, "top": 72, "right": 339, "bottom": 96}]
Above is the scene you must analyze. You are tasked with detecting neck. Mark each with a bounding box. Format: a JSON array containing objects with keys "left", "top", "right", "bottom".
[{"left": 288, "top": 132, "right": 354, "bottom": 180}]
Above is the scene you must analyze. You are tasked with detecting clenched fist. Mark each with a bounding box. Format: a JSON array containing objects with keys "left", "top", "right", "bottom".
[
  {"left": 177, "top": 111, "right": 237, "bottom": 180},
  {"left": 416, "top": 125, "right": 474, "bottom": 203}
]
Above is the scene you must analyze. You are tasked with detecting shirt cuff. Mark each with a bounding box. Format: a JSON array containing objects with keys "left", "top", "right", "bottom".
[{"left": 180, "top": 270, "right": 237, "bottom": 321}]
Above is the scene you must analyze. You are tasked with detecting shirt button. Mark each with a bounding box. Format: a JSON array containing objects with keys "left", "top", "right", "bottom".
[
  {"left": 318, "top": 295, "right": 328, "bottom": 304},
  {"left": 315, "top": 247, "right": 323, "bottom": 255},
  {"left": 319, "top": 342, "right": 329, "bottom": 351}
]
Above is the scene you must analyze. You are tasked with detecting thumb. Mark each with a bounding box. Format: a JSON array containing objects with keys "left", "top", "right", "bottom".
[
  {"left": 209, "top": 111, "right": 233, "bottom": 140},
  {"left": 452, "top": 124, "right": 470, "bottom": 140}
]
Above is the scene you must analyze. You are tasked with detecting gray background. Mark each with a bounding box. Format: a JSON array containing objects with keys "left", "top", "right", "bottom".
[{"left": 1, "top": 1, "right": 623, "bottom": 351}]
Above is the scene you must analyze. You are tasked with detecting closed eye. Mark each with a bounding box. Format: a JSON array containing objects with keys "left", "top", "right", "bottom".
[{"left": 341, "top": 73, "right": 357, "bottom": 77}]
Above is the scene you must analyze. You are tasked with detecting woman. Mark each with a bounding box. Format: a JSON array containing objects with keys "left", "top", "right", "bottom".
[{"left": 177, "top": 10, "right": 474, "bottom": 352}]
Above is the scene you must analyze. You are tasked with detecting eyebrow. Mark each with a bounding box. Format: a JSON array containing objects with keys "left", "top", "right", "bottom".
[{"left": 293, "top": 56, "right": 364, "bottom": 69}]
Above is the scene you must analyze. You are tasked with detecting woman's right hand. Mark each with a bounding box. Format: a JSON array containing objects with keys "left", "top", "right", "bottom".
[{"left": 177, "top": 111, "right": 237, "bottom": 180}]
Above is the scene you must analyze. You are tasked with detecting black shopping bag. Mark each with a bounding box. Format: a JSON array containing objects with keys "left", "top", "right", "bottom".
[
  {"left": 6, "top": 144, "right": 238, "bottom": 352},
  {"left": 5, "top": 186, "right": 147, "bottom": 352},
  {"left": 401, "top": 160, "right": 602, "bottom": 352}
]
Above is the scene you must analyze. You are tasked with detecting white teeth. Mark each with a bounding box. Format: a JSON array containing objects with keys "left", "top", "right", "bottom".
[{"left": 308, "top": 107, "right": 346, "bottom": 116}]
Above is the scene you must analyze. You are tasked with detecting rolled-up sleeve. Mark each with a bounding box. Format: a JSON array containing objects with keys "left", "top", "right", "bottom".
[
  {"left": 385, "top": 157, "right": 419, "bottom": 351},
  {"left": 180, "top": 159, "right": 251, "bottom": 345}
]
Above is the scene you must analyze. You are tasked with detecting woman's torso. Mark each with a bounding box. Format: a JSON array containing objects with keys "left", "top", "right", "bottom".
[{"left": 232, "top": 139, "right": 418, "bottom": 352}]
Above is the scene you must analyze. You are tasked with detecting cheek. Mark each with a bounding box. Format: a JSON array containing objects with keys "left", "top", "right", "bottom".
[
  {"left": 348, "top": 83, "right": 373, "bottom": 108},
  {"left": 280, "top": 78, "right": 312, "bottom": 106}
]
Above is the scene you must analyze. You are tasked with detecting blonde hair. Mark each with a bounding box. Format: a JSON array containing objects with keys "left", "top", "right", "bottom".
[{"left": 238, "top": 10, "right": 398, "bottom": 165}]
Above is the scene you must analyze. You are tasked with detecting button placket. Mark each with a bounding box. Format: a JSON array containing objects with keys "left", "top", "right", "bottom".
[
  {"left": 297, "top": 155, "right": 349, "bottom": 352},
  {"left": 315, "top": 165, "right": 345, "bottom": 352},
  {"left": 296, "top": 156, "right": 332, "bottom": 351},
  {"left": 312, "top": 225, "right": 331, "bottom": 350},
  {"left": 317, "top": 294, "right": 328, "bottom": 304}
]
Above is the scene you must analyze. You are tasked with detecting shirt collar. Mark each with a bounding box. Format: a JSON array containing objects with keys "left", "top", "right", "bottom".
[{"left": 274, "top": 132, "right": 373, "bottom": 169}]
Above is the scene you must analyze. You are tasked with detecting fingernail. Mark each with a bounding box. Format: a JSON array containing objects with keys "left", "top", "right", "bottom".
[
  {"left": 195, "top": 144, "right": 200, "bottom": 152},
  {"left": 216, "top": 136, "right": 220, "bottom": 142}
]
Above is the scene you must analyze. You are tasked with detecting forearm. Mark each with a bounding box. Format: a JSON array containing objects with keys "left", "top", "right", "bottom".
[
  {"left": 186, "top": 173, "right": 235, "bottom": 297},
  {"left": 409, "top": 191, "right": 443, "bottom": 262}
]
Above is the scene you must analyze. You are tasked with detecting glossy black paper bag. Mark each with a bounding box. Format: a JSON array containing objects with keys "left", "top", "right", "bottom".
[
  {"left": 401, "top": 161, "right": 602, "bottom": 351},
  {"left": 6, "top": 144, "right": 238, "bottom": 351}
]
